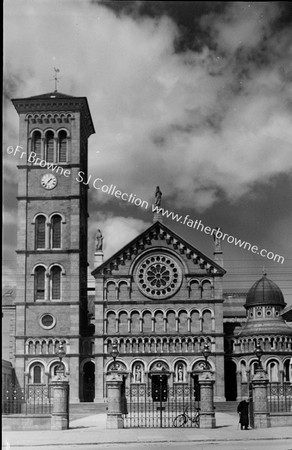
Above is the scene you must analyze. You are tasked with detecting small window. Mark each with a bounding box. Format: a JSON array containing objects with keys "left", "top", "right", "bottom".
[
  {"left": 35, "top": 266, "right": 45, "bottom": 300},
  {"left": 51, "top": 215, "right": 61, "bottom": 248},
  {"left": 33, "top": 365, "right": 42, "bottom": 384},
  {"left": 58, "top": 130, "right": 67, "bottom": 163},
  {"left": 45, "top": 131, "right": 55, "bottom": 162},
  {"left": 51, "top": 266, "right": 61, "bottom": 299},
  {"left": 40, "top": 314, "right": 55, "bottom": 329},
  {"left": 35, "top": 215, "right": 46, "bottom": 249},
  {"left": 32, "top": 131, "right": 42, "bottom": 159}
]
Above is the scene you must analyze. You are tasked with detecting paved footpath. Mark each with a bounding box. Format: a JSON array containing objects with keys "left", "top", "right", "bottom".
[{"left": 2, "top": 413, "right": 292, "bottom": 449}]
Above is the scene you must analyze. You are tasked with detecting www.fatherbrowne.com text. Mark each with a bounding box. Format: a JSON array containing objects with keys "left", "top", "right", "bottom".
[
  {"left": 7, "top": 146, "right": 285, "bottom": 265},
  {"left": 152, "top": 205, "right": 284, "bottom": 264}
]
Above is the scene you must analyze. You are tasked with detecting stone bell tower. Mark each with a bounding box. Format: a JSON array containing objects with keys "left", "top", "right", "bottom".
[{"left": 12, "top": 91, "right": 95, "bottom": 402}]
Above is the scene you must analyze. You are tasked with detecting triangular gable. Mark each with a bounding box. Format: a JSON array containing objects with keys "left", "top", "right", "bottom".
[{"left": 92, "top": 221, "right": 226, "bottom": 277}]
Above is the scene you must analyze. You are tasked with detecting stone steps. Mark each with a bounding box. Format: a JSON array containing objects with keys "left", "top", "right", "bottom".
[
  {"left": 69, "top": 402, "right": 107, "bottom": 420},
  {"left": 214, "top": 401, "right": 238, "bottom": 414}
]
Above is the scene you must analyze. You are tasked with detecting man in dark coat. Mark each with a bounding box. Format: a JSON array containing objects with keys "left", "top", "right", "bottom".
[{"left": 237, "top": 399, "right": 249, "bottom": 430}]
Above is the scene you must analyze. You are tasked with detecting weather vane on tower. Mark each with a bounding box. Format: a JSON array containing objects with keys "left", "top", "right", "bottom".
[{"left": 53, "top": 67, "right": 60, "bottom": 92}]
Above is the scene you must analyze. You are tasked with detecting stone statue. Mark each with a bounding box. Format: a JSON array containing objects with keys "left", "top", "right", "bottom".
[
  {"left": 134, "top": 364, "right": 142, "bottom": 383},
  {"left": 177, "top": 365, "right": 184, "bottom": 382},
  {"left": 213, "top": 227, "right": 222, "bottom": 251},
  {"left": 154, "top": 186, "right": 162, "bottom": 207},
  {"left": 95, "top": 229, "right": 103, "bottom": 251}
]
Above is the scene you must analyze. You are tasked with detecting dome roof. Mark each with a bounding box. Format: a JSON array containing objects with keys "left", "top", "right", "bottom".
[{"left": 245, "top": 273, "right": 286, "bottom": 308}]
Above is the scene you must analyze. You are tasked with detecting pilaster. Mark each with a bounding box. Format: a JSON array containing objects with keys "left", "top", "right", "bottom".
[
  {"left": 198, "top": 370, "right": 216, "bottom": 428},
  {"left": 106, "top": 371, "right": 124, "bottom": 429},
  {"left": 252, "top": 367, "right": 271, "bottom": 428}
]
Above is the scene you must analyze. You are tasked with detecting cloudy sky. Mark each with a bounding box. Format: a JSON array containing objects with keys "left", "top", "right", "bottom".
[{"left": 3, "top": 0, "right": 292, "bottom": 305}]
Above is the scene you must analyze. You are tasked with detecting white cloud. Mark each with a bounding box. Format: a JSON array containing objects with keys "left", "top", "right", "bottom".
[
  {"left": 4, "top": 0, "right": 292, "bottom": 215},
  {"left": 88, "top": 213, "right": 150, "bottom": 269}
]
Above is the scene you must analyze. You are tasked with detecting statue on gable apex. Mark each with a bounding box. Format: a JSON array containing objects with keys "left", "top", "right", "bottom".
[
  {"left": 213, "top": 227, "right": 222, "bottom": 252},
  {"left": 154, "top": 186, "right": 162, "bottom": 207},
  {"left": 95, "top": 229, "right": 103, "bottom": 252}
]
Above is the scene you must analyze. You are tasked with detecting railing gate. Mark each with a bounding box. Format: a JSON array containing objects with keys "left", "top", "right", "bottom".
[{"left": 124, "top": 381, "right": 200, "bottom": 428}]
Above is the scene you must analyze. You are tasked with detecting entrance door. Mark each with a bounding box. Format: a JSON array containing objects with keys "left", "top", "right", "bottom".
[
  {"left": 225, "top": 360, "right": 237, "bottom": 401},
  {"left": 152, "top": 375, "right": 168, "bottom": 402},
  {"left": 83, "top": 361, "right": 95, "bottom": 402}
]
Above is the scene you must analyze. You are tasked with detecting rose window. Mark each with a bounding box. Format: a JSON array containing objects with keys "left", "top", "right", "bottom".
[{"left": 136, "top": 254, "right": 182, "bottom": 299}]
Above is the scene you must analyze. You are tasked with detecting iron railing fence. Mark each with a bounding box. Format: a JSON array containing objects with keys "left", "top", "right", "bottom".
[
  {"left": 2, "top": 384, "right": 52, "bottom": 415},
  {"left": 124, "top": 384, "right": 201, "bottom": 428},
  {"left": 268, "top": 383, "right": 292, "bottom": 413}
]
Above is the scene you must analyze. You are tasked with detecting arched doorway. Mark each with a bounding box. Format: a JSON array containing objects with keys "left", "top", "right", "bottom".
[
  {"left": 148, "top": 360, "right": 170, "bottom": 402},
  {"left": 83, "top": 361, "right": 95, "bottom": 402},
  {"left": 225, "top": 360, "right": 237, "bottom": 401}
]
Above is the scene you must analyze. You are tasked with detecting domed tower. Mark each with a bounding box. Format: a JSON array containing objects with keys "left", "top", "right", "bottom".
[
  {"left": 225, "top": 273, "right": 292, "bottom": 401},
  {"left": 241, "top": 272, "right": 290, "bottom": 336}
]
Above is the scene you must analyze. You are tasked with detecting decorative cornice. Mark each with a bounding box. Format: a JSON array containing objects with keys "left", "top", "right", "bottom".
[
  {"left": 16, "top": 249, "right": 80, "bottom": 254},
  {"left": 12, "top": 93, "right": 95, "bottom": 138},
  {"left": 17, "top": 196, "right": 81, "bottom": 200}
]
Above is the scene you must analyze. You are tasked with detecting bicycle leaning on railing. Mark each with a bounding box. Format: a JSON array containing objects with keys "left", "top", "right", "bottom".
[{"left": 173, "top": 406, "right": 200, "bottom": 427}]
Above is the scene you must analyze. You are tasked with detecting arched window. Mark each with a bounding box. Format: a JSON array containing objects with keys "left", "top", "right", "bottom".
[
  {"left": 35, "top": 215, "right": 46, "bottom": 249},
  {"left": 45, "top": 131, "right": 55, "bottom": 162},
  {"left": 268, "top": 361, "right": 279, "bottom": 382},
  {"left": 51, "top": 215, "right": 61, "bottom": 248},
  {"left": 58, "top": 130, "right": 67, "bottom": 163},
  {"left": 32, "top": 131, "right": 42, "bottom": 159},
  {"left": 51, "top": 266, "right": 61, "bottom": 300},
  {"left": 34, "top": 266, "right": 46, "bottom": 300},
  {"left": 33, "top": 365, "right": 42, "bottom": 384}
]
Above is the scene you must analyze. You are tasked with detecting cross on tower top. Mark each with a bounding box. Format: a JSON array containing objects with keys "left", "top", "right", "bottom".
[{"left": 53, "top": 67, "right": 60, "bottom": 92}]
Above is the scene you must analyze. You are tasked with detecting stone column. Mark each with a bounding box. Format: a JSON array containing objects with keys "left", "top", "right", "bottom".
[
  {"left": 236, "top": 371, "right": 242, "bottom": 401},
  {"left": 251, "top": 367, "right": 270, "bottom": 428},
  {"left": 106, "top": 371, "right": 124, "bottom": 429},
  {"left": 198, "top": 370, "right": 216, "bottom": 428},
  {"left": 51, "top": 371, "right": 69, "bottom": 430}
]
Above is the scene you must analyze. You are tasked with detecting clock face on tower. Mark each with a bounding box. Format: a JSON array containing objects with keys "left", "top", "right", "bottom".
[{"left": 40, "top": 173, "right": 58, "bottom": 190}]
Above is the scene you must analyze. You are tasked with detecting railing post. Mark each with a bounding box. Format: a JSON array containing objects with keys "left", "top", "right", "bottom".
[
  {"left": 50, "top": 369, "right": 69, "bottom": 430},
  {"left": 106, "top": 371, "right": 124, "bottom": 429},
  {"left": 198, "top": 369, "right": 216, "bottom": 428},
  {"left": 251, "top": 367, "right": 270, "bottom": 428}
]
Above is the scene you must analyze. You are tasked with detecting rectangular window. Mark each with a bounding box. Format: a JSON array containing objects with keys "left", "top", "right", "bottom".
[
  {"left": 35, "top": 268, "right": 45, "bottom": 300},
  {"left": 52, "top": 216, "right": 61, "bottom": 248},
  {"left": 51, "top": 267, "right": 61, "bottom": 299},
  {"left": 33, "top": 132, "right": 42, "bottom": 159},
  {"left": 36, "top": 216, "right": 46, "bottom": 248},
  {"left": 46, "top": 132, "right": 55, "bottom": 162}
]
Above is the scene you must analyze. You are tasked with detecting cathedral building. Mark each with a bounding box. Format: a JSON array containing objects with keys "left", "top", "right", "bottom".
[
  {"left": 2, "top": 90, "right": 292, "bottom": 405},
  {"left": 91, "top": 217, "right": 226, "bottom": 402}
]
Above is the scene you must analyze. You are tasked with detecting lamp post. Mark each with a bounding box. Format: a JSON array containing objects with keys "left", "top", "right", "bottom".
[
  {"left": 254, "top": 342, "right": 263, "bottom": 370},
  {"left": 111, "top": 339, "right": 119, "bottom": 371},
  {"left": 202, "top": 342, "right": 211, "bottom": 370},
  {"left": 56, "top": 341, "right": 66, "bottom": 375}
]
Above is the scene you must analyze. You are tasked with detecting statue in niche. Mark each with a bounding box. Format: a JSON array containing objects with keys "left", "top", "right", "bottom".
[
  {"left": 95, "top": 229, "right": 103, "bottom": 251},
  {"left": 134, "top": 364, "right": 142, "bottom": 383},
  {"left": 154, "top": 186, "right": 162, "bottom": 207},
  {"left": 213, "top": 227, "right": 222, "bottom": 251},
  {"left": 177, "top": 365, "right": 184, "bottom": 382}
]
